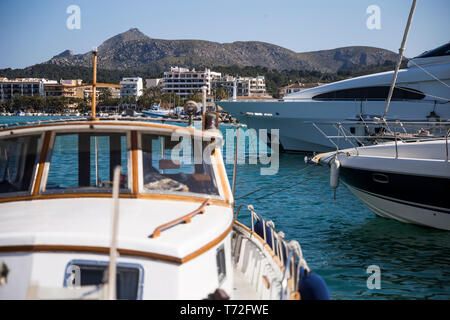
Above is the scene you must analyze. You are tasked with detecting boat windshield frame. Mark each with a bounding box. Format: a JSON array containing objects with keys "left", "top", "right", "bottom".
[{"left": 0, "top": 121, "right": 229, "bottom": 203}]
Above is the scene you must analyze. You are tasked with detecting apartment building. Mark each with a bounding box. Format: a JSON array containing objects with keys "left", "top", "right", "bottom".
[
  {"left": 213, "top": 75, "right": 268, "bottom": 98},
  {"left": 120, "top": 77, "right": 143, "bottom": 99},
  {"left": 44, "top": 79, "right": 84, "bottom": 98},
  {"left": 163, "top": 67, "right": 221, "bottom": 98},
  {"left": 0, "top": 78, "right": 55, "bottom": 101}
]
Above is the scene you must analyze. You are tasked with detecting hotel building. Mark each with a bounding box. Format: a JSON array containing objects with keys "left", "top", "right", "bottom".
[
  {"left": 0, "top": 78, "right": 56, "bottom": 101},
  {"left": 120, "top": 77, "right": 143, "bottom": 99},
  {"left": 162, "top": 67, "right": 221, "bottom": 98},
  {"left": 213, "top": 75, "right": 268, "bottom": 98}
]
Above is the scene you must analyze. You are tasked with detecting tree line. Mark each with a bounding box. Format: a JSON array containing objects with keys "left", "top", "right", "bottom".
[{"left": 0, "top": 60, "right": 401, "bottom": 112}]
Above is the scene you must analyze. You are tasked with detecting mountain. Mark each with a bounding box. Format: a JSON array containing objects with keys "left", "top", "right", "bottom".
[{"left": 44, "top": 28, "right": 399, "bottom": 73}]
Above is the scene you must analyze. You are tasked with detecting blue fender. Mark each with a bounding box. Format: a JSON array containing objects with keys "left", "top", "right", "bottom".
[
  {"left": 253, "top": 219, "right": 274, "bottom": 248},
  {"left": 298, "top": 267, "right": 330, "bottom": 300}
]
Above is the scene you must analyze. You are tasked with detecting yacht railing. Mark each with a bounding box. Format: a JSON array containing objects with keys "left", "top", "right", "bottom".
[{"left": 312, "top": 120, "right": 450, "bottom": 160}]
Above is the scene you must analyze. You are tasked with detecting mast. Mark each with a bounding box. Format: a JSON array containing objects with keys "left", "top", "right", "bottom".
[
  {"left": 91, "top": 48, "right": 98, "bottom": 120},
  {"left": 382, "top": 0, "right": 418, "bottom": 120}
]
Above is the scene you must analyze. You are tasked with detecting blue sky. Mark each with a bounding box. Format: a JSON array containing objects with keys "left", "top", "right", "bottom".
[{"left": 0, "top": 0, "right": 448, "bottom": 69}]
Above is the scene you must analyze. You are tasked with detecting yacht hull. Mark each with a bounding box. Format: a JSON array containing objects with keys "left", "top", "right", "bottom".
[
  {"left": 345, "top": 183, "right": 450, "bottom": 230},
  {"left": 218, "top": 100, "right": 449, "bottom": 153},
  {"left": 337, "top": 157, "right": 450, "bottom": 230}
]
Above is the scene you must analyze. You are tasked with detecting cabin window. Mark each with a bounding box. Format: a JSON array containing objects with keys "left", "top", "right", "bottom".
[
  {"left": 0, "top": 135, "right": 40, "bottom": 195},
  {"left": 44, "top": 132, "right": 128, "bottom": 193},
  {"left": 216, "top": 244, "right": 226, "bottom": 285},
  {"left": 312, "top": 86, "right": 425, "bottom": 100},
  {"left": 65, "top": 261, "right": 142, "bottom": 300},
  {"left": 141, "top": 134, "right": 220, "bottom": 196}
]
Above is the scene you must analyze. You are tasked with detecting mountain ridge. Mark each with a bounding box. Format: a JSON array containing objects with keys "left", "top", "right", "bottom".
[{"left": 44, "top": 28, "right": 399, "bottom": 73}]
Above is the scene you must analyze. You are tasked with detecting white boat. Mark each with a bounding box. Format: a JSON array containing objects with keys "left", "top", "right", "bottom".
[
  {"left": 142, "top": 106, "right": 171, "bottom": 118},
  {"left": 0, "top": 116, "right": 332, "bottom": 299},
  {"left": 316, "top": 135, "right": 450, "bottom": 230},
  {"left": 218, "top": 42, "right": 450, "bottom": 153},
  {"left": 0, "top": 49, "right": 329, "bottom": 300}
]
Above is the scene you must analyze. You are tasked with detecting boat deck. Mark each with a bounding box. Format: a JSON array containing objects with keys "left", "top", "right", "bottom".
[{"left": 232, "top": 267, "right": 259, "bottom": 300}]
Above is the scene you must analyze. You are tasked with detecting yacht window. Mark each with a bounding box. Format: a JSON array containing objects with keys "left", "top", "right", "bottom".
[
  {"left": 141, "top": 134, "right": 219, "bottom": 196},
  {"left": 0, "top": 135, "right": 40, "bottom": 195},
  {"left": 416, "top": 42, "right": 450, "bottom": 59},
  {"left": 312, "top": 86, "right": 425, "bottom": 100},
  {"left": 45, "top": 132, "right": 128, "bottom": 193},
  {"left": 65, "top": 263, "right": 141, "bottom": 300}
]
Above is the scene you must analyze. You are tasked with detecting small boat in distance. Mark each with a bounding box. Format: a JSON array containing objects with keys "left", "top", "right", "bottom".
[{"left": 142, "top": 105, "right": 170, "bottom": 118}]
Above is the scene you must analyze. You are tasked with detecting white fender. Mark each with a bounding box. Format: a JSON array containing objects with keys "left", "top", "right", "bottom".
[{"left": 330, "top": 158, "right": 340, "bottom": 190}]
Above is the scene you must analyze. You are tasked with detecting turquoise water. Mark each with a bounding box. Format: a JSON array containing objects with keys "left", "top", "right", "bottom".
[{"left": 1, "top": 116, "right": 449, "bottom": 300}]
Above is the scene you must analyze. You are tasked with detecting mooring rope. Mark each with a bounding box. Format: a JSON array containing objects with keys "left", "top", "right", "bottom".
[
  {"left": 235, "top": 164, "right": 320, "bottom": 200},
  {"left": 254, "top": 168, "right": 329, "bottom": 201}
]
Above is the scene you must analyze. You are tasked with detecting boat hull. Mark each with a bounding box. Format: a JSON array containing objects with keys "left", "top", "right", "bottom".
[
  {"left": 345, "top": 183, "right": 450, "bottom": 230},
  {"left": 339, "top": 166, "right": 450, "bottom": 230},
  {"left": 218, "top": 99, "right": 450, "bottom": 153}
]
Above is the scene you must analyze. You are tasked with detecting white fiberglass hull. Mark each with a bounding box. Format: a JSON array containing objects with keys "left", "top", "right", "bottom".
[
  {"left": 346, "top": 184, "right": 450, "bottom": 230},
  {"left": 333, "top": 140, "right": 450, "bottom": 230},
  {"left": 218, "top": 99, "right": 449, "bottom": 152}
]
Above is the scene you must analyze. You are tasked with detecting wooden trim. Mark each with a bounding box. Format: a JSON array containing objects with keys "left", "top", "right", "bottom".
[
  {"left": 214, "top": 150, "right": 232, "bottom": 204},
  {"left": 150, "top": 199, "right": 210, "bottom": 238},
  {"left": 0, "top": 192, "right": 231, "bottom": 207},
  {"left": 130, "top": 131, "right": 139, "bottom": 195},
  {"left": 0, "top": 221, "right": 233, "bottom": 265},
  {"left": 0, "top": 121, "right": 216, "bottom": 137},
  {"left": 32, "top": 132, "right": 52, "bottom": 196}
]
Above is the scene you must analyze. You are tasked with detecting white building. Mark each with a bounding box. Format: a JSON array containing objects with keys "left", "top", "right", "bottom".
[
  {"left": 0, "top": 78, "right": 57, "bottom": 101},
  {"left": 213, "top": 75, "right": 268, "bottom": 98},
  {"left": 145, "top": 78, "right": 163, "bottom": 89},
  {"left": 163, "top": 67, "right": 221, "bottom": 98},
  {"left": 120, "top": 77, "right": 143, "bottom": 99}
]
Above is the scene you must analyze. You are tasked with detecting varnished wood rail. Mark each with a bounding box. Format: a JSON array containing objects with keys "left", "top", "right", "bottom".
[{"left": 149, "top": 199, "right": 210, "bottom": 238}]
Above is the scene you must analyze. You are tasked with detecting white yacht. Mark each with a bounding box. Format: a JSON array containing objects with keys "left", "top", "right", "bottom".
[
  {"left": 315, "top": 136, "right": 450, "bottom": 231},
  {"left": 218, "top": 42, "right": 450, "bottom": 152}
]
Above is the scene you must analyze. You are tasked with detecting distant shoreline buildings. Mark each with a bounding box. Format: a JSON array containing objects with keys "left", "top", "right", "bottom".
[
  {"left": 0, "top": 78, "right": 121, "bottom": 102},
  {"left": 2, "top": 65, "right": 319, "bottom": 108},
  {"left": 147, "top": 66, "right": 270, "bottom": 100}
]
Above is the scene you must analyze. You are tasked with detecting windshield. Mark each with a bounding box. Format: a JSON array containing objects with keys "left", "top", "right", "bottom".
[
  {"left": 415, "top": 42, "right": 450, "bottom": 59},
  {"left": 141, "top": 133, "right": 220, "bottom": 197},
  {"left": 44, "top": 132, "right": 128, "bottom": 193},
  {"left": 0, "top": 135, "right": 40, "bottom": 195}
]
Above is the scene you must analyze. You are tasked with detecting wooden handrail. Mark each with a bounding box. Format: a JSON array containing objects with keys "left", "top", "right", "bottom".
[{"left": 149, "top": 199, "right": 210, "bottom": 238}]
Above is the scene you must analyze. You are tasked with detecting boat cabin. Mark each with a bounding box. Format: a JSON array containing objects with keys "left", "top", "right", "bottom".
[{"left": 0, "top": 119, "right": 234, "bottom": 299}]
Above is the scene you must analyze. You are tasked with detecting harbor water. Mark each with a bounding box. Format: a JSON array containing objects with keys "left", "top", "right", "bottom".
[{"left": 1, "top": 116, "right": 449, "bottom": 300}]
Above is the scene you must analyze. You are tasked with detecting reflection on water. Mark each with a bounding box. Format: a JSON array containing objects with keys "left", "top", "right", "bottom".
[{"left": 1, "top": 116, "right": 449, "bottom": 299}]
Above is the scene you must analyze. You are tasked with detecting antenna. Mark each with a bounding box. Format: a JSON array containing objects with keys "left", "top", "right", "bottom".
[{"left": 382, "top": 0, "right": 417, "bottom": 120}]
